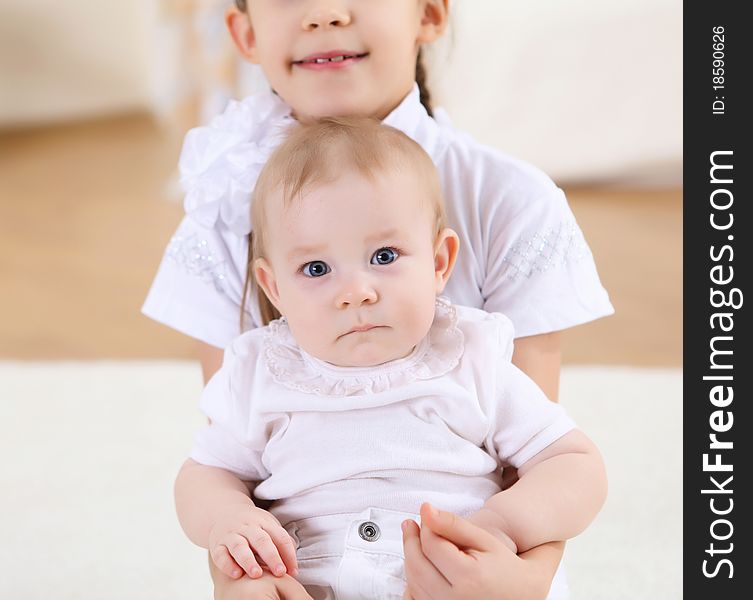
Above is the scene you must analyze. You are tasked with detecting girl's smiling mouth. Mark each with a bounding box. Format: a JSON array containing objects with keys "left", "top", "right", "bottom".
[{"left": 293, "top": 50, "right": 368, "bottom": 69}]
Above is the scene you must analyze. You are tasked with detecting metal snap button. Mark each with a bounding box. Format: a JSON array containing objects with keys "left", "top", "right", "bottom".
[{"left": 358, "top": 521, "right": 381, "bottom": 542}]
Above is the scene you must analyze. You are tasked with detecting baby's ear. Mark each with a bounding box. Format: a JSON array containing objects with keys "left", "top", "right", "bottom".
[
  {"left": 417, "top": 0, "right": 450, "bottom": 44},
  {"left": 433, "top": 228, "right": 459, "bottom": 293},
  {"left": 226, "top": 6, "right": 261, "bottom": 63},
  {"left": 254, "top": 258, "right": 282, "bottom": 310}
]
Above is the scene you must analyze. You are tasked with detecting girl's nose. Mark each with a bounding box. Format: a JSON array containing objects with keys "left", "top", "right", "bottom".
[
  {"left": 303, "top": 3, "right": 352, "bottom": 30},
  {"left": 335, "top": 276, "right": 378, "bottom": 309}
]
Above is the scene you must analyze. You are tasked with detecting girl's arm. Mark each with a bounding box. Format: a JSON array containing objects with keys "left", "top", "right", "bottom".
[
  {"left": 468, "top": 429, "right": 608, "bottom": 553},
  {"left": 404, "top": 431, "right": 605, "bottom": 599},
  {"left": 198, "top": 341, "right": 225, "bottom": 383},
  {"left": 403, "top": 505, "right": 563, "bottom": 600},
  {"left": 511, "top": 331, "right": 561, "bottom": 402},
  {"left": 208, "top": 554, "right": 313, "bottom": 600}
]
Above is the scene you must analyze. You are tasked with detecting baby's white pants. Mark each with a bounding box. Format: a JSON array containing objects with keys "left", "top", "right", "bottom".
[{"left": 284, "top": 507, "right": 570, "bottom": 600}]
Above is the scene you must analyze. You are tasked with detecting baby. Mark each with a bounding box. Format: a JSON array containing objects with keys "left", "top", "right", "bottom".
[{"left": 174, "top": 118, "right": 607, "bottom": 600}]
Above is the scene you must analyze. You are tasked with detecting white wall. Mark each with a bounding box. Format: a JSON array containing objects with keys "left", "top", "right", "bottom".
[
  {"left": 0, "top": 0, "right": 154, "bottom": 127},
  {"left": 426, "top": 0, "right": 682, "bottom": 183}
]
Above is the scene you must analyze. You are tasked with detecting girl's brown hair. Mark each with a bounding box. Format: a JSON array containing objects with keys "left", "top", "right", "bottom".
[{"left": 240, "top": 117, "right": 445, "bottom": 330}]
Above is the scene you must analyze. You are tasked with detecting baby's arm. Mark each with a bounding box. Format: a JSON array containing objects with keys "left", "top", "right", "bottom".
[
  {"left": 174, "top": 459, "right": 298, "bottom": 579},
  {"left": 468, "top": 429, "right": 607, "bottom": 553}
]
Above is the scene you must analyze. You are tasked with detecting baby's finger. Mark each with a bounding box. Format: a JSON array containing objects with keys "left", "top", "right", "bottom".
[
  {"left": 264, "top": 524, "right": 299, "bottom": 576},
  {"left": 241, "top": 525, "right": 287, "bottom": 576},
  {"left": 209, "top": 544, "right": 245, "bottom": 579},
  {"left": 225, "top": 533, "right": 264, "bottom": 578}
]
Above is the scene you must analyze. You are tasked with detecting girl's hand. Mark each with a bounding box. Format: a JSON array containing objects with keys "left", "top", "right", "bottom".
[
  {"left": 208, "top": 503, "right": 298, "bottom": 580},
  {"left": 401, "top": 503, "right": 552, "bottom": 600},
  {"left": 214, "top": 569, "right": 314, "bottom": 600}
]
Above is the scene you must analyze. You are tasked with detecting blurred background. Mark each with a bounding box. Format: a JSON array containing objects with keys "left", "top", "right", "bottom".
[
  {"left": 0, "top": 0, "right": 681, "bottom": 364},
  {"left": 0, "top": 0, "right": 682, "bottom": 598}
]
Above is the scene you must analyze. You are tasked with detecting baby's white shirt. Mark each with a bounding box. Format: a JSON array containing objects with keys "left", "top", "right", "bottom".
[
  {"left": 190, "top": 300, "right": 575, "bottom": 526},
  {"left": 143, "top": 86, "right": 613, "bottom": 347}
]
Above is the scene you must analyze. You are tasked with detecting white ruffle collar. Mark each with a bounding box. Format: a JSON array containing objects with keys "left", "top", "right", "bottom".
[
  {"left": 178, "top": 85, "right": 448, "bottom": 235},
  {"left": 263, "top": 297, "right": 463, "bottom": 397}
]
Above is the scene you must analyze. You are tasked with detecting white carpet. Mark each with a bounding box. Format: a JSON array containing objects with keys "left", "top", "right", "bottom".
[{"left": 0, "top": 363, "right": 681, "bottom": 599}]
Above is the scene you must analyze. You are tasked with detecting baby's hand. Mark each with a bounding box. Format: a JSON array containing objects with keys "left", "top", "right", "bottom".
[{"left": 208, "top": 503, "right": 298, "bottom": 580}]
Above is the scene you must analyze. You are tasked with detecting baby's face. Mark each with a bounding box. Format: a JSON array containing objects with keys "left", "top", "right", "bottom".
[{"left": 256, "top": 169, "right": 453, "bottom": 367}]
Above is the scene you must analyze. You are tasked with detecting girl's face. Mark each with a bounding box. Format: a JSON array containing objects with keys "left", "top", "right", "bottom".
[
  {"left": 230, "top": 0, "right": 448, "bottom": 119},
  {"left": 254, "top": 169, "right": 458, "bottom": 367}
]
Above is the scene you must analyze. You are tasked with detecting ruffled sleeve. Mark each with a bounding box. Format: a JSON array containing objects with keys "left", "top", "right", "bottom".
[{"left": 190, "top": 331, "right": 271, "bottom": 481}]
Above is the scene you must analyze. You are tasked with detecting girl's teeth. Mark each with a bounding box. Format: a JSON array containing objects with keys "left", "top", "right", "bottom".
[{"left": 311, "top": 55, "right": 350, "bottom": 64}]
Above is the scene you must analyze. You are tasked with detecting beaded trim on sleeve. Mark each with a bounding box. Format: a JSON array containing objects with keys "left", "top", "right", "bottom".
[
  {"left": 164, "top": 232, "right": 228, "bottom": 292},
  {"left": 500, "top": 221, "right": 591, "bottom": 281}
]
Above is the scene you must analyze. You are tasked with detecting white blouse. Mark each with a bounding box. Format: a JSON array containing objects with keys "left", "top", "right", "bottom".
[
  {"left": 191, "top": 300, "right": 576, "bottom": 526},
  {"left": 143, "top": 85, "right": 613, "bottom": 347}
]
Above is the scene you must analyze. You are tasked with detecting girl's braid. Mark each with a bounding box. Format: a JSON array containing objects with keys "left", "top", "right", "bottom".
[{"left": 414, "top": 49, "right": 433, "bottom": 116}]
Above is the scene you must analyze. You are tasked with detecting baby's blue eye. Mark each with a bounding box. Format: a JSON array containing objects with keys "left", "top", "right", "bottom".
[
  {"left": 302, "top": 261, "right": 331, "bottom": 277},
  {"left": 371, "top": 247, "right": 398, "bottom": 265}
]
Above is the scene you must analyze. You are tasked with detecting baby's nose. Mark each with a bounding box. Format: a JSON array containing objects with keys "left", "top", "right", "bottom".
[{"left": 335, "top": 278, "right": 378, "bottom": 308}]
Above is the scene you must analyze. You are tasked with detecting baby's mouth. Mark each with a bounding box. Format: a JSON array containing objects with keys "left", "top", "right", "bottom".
[{"left": 338, "top": 324, "right": 384, "bottom": 340}]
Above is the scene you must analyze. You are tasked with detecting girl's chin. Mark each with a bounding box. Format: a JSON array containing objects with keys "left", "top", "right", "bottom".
[
  {"left": 289, "top": 92, "right": 389, "bottom": 122},
  {"left": 293, "top": 103, "right": 370, "bottom": 122}
]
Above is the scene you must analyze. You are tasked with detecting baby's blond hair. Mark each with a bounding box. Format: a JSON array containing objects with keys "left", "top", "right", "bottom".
[{"left": 243, "top": 117, "right": 446, "bottom": 327}]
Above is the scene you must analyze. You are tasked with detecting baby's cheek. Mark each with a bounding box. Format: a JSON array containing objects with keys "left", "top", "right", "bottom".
[
  {"left": 401, "top": 302, "right": 435, "bottom": 343},
  {"left": 287, "top": 317, "right": 323, "bottom": 352}
]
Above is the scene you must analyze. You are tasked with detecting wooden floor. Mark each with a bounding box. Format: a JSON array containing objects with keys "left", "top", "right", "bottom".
[{"left": 0, "top": 114, "right": 681, "bottom": 365}]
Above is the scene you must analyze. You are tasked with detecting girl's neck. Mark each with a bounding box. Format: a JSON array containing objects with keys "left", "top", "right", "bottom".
[{"left": 290, "top": 86, "right": 414, "bottom": 124}]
